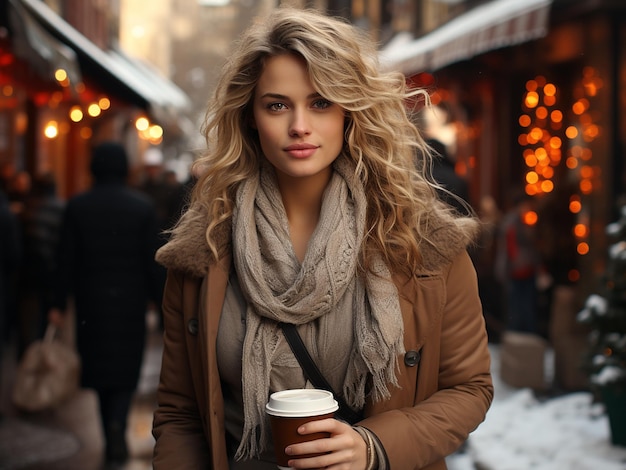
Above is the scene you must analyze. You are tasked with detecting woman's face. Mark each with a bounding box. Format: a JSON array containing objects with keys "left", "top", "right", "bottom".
[{"left": 252, "top": 53, "right": 345, "bottom": 183}]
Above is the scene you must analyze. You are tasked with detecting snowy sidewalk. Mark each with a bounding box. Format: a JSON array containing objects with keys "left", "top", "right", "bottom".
[{"left": 446, "top": 345, "right": 626, "bottom": 470}]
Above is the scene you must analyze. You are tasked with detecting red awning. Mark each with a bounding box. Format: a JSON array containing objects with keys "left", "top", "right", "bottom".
[
  {"left": 8, "top": 0, "right": 82, "bottom": 92},
  {"left": 16, "top": 0, "right": 190, "bottom": 125},
  {"left": 380, "top": 0, "right": 553, "bottom": 74}
]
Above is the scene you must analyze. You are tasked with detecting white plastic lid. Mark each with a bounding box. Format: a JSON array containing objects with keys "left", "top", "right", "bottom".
[{"left": 265, "top": 389, "right": 339, "bottom": 418}]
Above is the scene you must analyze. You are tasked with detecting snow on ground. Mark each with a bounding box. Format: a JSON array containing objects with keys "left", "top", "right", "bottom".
[{"left": 446, "top": 345, "right": 626, "bottom": 470}]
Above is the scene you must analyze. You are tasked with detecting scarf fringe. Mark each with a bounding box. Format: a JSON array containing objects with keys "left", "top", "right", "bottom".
[{"left": 234, "top": 401, "right": 268, "bottom": 461}]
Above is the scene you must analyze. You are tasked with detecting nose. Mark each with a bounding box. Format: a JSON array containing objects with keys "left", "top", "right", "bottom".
[{"left": 289, "top": 109, "right": 311, "bottom": 137}]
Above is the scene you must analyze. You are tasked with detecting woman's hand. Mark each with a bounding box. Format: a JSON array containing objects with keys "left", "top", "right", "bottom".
[{"left": 285, "top": 418, "right": 369, "bottom": 469}]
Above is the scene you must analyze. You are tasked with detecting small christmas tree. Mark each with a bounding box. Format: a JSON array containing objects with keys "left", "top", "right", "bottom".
[{"left": 577, "top": 202, "right": 626, "bottom": 390}]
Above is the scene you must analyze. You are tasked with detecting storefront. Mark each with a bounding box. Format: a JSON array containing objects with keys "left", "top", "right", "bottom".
[
  {"left": 0, "top": 0, "right": 191, "bottom": 199},
  {"left": 381, "top": 0, "right": 625, "bottom": 303}
]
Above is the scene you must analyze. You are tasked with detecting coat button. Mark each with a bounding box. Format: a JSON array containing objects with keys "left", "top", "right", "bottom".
[
  {"left": 404, "top": 350, "right": 421, "bottom": 367},
  {"left": 187, "top": 318, "right": 199, "bottom": 336}
]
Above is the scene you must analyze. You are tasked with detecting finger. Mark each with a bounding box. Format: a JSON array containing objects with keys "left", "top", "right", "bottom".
[
  {"left": 288, "top": 447, "right": 356, "bottom": 469},
  {"left": 285, "top": 429, "right": 355, "bottom": 463},
  {"left": 297, "top": 417, "right": 344, "bottom": 436},
  {"left": 285, "top": 437, "right": 332, "bottom": 469}
]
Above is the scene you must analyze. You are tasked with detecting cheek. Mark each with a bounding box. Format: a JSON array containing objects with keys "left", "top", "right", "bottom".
[
  {"left": 325, "top": 118, "right": 346, "bottom": 148},
  {"left": 254, "top": 123, "right": 281, "bottom": 158},
  {"left": 256, "top": 123, "right": 277, "bottom": 147}
]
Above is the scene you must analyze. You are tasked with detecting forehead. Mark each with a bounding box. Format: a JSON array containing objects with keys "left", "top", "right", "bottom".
[{"left": 255, "top": 54, "right": 314, "bottom": 95}]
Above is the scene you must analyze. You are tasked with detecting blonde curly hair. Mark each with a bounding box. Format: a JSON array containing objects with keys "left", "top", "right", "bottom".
[{"left": 181, "top": 7, "right": 474, "bottom": 276}]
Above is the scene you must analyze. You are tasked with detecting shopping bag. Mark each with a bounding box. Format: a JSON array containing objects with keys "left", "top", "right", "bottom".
[{"left": 12, "top": 324, "right": 81, "bottom": 412}]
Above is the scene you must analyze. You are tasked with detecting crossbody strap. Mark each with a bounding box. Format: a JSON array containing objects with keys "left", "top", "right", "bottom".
[{"left": 280, "top": 322, "right": 363, "bottom": 424}]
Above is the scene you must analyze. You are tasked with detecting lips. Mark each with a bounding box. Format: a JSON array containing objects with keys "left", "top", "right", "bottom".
[{"left": 284, "top": 143, "right": 319, "bottom": 159}]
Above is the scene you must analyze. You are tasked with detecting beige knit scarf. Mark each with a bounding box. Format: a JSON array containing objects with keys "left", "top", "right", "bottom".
[{"left": 232, "top": 156, "right": 404, "bottom": 460}]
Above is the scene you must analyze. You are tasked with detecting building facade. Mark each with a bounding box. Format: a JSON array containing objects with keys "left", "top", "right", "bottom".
[
  {"left": 383, "top": 0, "right": 625, "bottom": 300},
  {"left": 0, "top": 0, "right": 190, "bottom": 199},
  {"left": 4, "top": 0, "right": 623, "bottom": 380}
]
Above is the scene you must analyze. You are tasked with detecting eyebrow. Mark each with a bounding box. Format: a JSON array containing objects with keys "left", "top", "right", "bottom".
[{"left": 259, "top": 92, "right": 323, "bottom": 100}]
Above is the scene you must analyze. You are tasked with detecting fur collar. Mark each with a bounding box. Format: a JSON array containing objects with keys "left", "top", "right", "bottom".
[{"left": 156, "top": 204, "right": 477, "bottom": 278}]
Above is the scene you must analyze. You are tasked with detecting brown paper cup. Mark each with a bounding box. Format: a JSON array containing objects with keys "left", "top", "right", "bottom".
[{"left": 266, "top": 389, "right": 338, "bottom": 469}]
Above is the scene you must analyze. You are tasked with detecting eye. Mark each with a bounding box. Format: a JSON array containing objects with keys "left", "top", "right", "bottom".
[
  {"left": 267, "top": 102, "right": 288, "bottom": 112},
  {"left": 312, "top": 99, "right": 333, "bottom": 110}
]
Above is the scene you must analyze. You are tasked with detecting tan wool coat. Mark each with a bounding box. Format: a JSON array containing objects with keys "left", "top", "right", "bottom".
[{"left": 152, "top": 208, "right": 494, "bottom": 470}]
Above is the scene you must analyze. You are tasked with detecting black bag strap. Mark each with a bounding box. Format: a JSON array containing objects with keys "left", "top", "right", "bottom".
[{"left": 280, "top": 322, "right": 363, "bottom": 424}]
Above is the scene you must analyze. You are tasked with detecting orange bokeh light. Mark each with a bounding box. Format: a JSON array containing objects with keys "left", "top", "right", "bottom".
[
  {"left": 536, "top": 107, "right": 548, "bottom": 119},
  {"left": 549, "top": 137, "right": 562, "bottom": 149},
  {"left": 525, "top": 154, "right": 538, "bottom": 167},
  {"left": 529, "top": 127, "right": 543, "bottom": 141},
  {"left": 566, "top": 126, "right": 579, "bottom": 139},
  {"left": 540, "top": 180, "right": 554, "bottom": 193},
  {"left": 526, "top": 171, "right": 539, "bottom": 184},
  {"left": 572, "top": 100, "right": 586, "bottom": 115},
  {"left": 550, "top": 110, "right": 563, "bottom": 122},
  {"left": 519, "top": 115, "right": 531, "bottom": 127},
  {"left": 580, "top": 165, "right": 594, "bottom": 179},
  {"left": 523, "top": 210, "right": 538, "bottom": 225},
  {"left": 566, "top": 156, "right": 578, "bottom": 169},
  {"left": 535, "top": 147, "right": 548, "bottom": 161},
  {"left": 580, "top": 180, "right": 593, "bottom": 194},
  {"left": 574, "top": 223, "right": 588, "bottom": 238},
  {"left": 569, "top": 200, "right": 582, "bottom": 213},
  {"left": 544, "top": 95, "right": 556, "bottom": 106},
  {"left": 525, "top": 92, "right": 539, "bottom": 108}
]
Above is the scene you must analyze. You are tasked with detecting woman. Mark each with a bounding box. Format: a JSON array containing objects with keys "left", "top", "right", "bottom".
[{"left": 153, "top": 8, "right": 493, "bottom": 470}]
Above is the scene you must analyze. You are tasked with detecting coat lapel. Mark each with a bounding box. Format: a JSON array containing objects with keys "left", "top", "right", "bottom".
[{"left": 200, "top": 255, "right": 231, "bottom": 469}]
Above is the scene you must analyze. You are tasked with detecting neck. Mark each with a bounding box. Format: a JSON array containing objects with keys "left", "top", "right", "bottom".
[
  {"left": 276, "top": 169, "right": 332, "bottom": 262},
  {"left": 279, "top": 173, "right": 329, "bottom": 216}
]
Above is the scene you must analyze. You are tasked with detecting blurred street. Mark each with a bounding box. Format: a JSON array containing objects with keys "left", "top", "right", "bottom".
[
  {"left": 2, "top": 317, "right": 626, "bottom": 469},
  {"left": 0, "top": 311, "right": 162, "bottom": 470},
  {"left": 1, "top": 0, "right": 625, "bottom": 469}
]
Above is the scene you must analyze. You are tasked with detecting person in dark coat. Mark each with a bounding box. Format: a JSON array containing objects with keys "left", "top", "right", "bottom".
[
  {"left": 427, "top": 138, "right": 471, "bottom": 215},
  {"left": 0, "top": 188, "right": 20, "bottom": 321},
  {"left": 49, "top": 142, "right": 163, "bottom": 466},
  {"left": 15, "top": 173, "right": 65, "bottom": 356},
  {"left": 0, "top": 188, "right": 21, "bottom": 413}
]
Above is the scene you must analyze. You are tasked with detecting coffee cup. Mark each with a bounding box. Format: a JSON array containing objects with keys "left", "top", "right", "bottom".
[{"left": 266, "top": 389, "right": 339, "bottom": 469}]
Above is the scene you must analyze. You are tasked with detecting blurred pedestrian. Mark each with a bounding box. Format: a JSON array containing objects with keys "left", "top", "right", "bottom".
[
  {"left": 0, "top": 162, "right": 16, "bottom": 193},
  {"left": 48, "top": 142, "right": 163, "bottom": 466},
  {"left": 15, "top": 173, "right": 64, "bottom": 356},
  {"left": 0, "top": 187, "right": 21, "bottom": 417},
  {"left": 473, "top": 195, "right": 505, "bottom": 342},
  {"left": 495, "top": 188, "right": 543, "bottom": 334},
  {"left": 6, "top": 170, "right": 32, "bottom": 217},
  {"left": 137, "top": 148, "right": 173, "bottom": 239},
  {"left": 152, "top": 8, "right": 492, "bottom": 470},
  {"left": 137, "top": 154, "right": 182, "bottom": 322},
  {"left": 161, "top": 169, "right": 186, "bottom": 233},
  {"left": 427, "top": 138, "right": 471, "bottom": 215}
]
